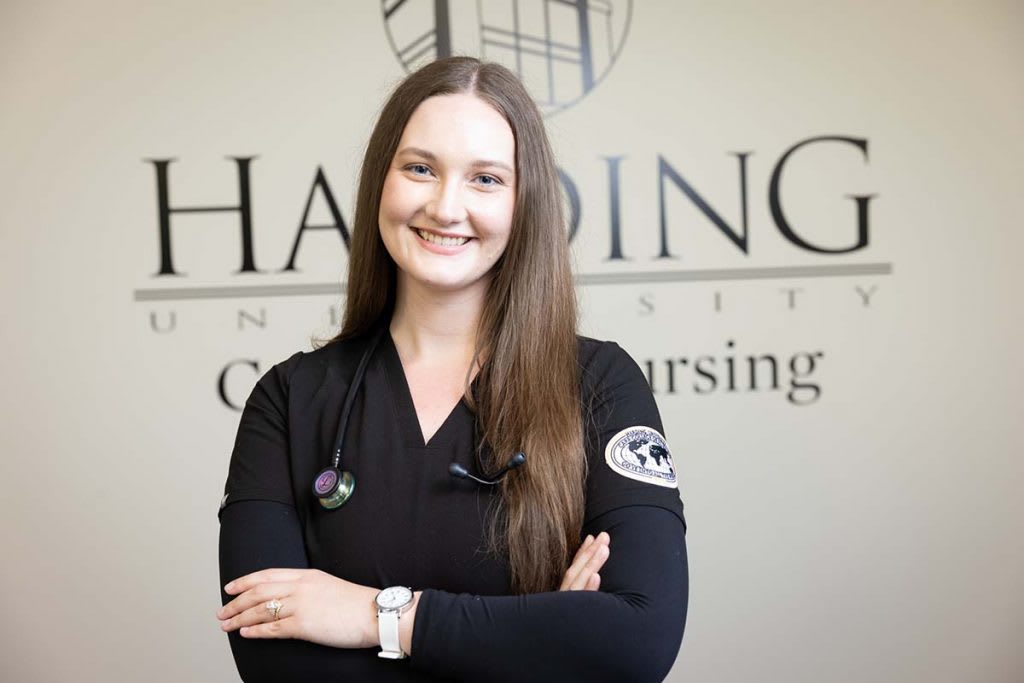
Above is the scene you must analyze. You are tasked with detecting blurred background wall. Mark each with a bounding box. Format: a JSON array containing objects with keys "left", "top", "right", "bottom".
[{"left": 1, "top": 1, "right": 1021, "bottom": 680}]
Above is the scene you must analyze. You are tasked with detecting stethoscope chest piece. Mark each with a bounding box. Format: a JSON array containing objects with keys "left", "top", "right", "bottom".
[{"left": 313, "top": 466, "right": 355, "bottom": 509}]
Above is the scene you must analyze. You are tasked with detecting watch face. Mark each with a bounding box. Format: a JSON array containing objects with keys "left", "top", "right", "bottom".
[{"left": 376, "top": 586, "right": 413, "bottom": 610}]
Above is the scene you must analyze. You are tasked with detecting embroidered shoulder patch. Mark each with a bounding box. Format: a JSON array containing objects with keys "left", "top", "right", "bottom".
[{"left": 604, "top": 426, "right": 678, "bottom": 488}]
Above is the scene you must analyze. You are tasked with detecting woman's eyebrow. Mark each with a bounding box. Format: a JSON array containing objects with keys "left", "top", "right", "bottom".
[{"left": 397, "top": 146, "right": 514, "bottom": 174}]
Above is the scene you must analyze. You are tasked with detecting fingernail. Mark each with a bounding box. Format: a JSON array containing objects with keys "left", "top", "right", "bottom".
[{"left": 224, "top": 582, "right": 234, "bottom": 593}]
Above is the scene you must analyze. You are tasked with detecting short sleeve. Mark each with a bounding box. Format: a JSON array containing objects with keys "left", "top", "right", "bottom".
[
  {"left": 581, "top": 340, "right": 686, "bottom": 531},
  {"left": 218, "top": 352, "right": 304, "bottom": 519}
]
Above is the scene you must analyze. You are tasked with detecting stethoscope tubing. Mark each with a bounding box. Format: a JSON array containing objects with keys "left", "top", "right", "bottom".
[{"left": 330, "top": 325, "right": 388, "bottom": 469}]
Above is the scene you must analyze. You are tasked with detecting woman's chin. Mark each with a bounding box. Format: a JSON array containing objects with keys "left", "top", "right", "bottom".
[{"left": 399, "top": 271, "right": 490, "bottom": 297}]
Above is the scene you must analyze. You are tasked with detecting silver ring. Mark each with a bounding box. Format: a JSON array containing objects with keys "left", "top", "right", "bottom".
[{"left": 265, "top": 599, "right": 283, "bottom": 620}]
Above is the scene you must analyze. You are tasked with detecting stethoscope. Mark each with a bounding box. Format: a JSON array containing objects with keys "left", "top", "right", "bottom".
[{"left": 312, "top": 325, "right": 527, "bottom": 509}]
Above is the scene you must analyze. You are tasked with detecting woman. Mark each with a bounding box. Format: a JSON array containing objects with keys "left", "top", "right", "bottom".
[{"left": 216, "top": 56, "right": 688, "bottom": 682}]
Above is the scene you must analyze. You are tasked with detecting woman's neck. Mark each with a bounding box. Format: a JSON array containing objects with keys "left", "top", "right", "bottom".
[{"left": 389, "top": 276, "right": 487, "bottom": 363}]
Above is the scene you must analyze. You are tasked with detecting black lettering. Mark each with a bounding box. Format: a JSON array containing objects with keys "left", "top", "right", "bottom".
[
  {"left": 283, "top": 167, "right": 351, "bottom": 271},
  {"left": 855, "top": 285, "right": 878, "bottom": 307},
  {"left": 602, "top": 155, "right": 627, "bottom": 259},
  {"left": 780, "top": 287, "right": 803, "bottom": 310},
  {"left": 149, "top": 310, "right": 176, "bottom": 333},
  {"left": 693, "top": 356, "right": 717, "bottom": 393},
  {"left": 747, "top": 354, "right": 780, "bottom": 391},
  {"left": 768, "top": 136, "right": 875, "bottom": 253},
  {"left": 238, "top": 308, "right": 266, "bottom": 330},
  {"left": 146, "top": 156, "right": 260, "bottom": 276},
  {"left": 638, "top": 293, "right": 655, "bottom": 316},
  {"left": 788, "top": 351, "right": 824, "bottom": 405},
  {"left": 665, "top": 359, "right": 677, "bottom": 394},
  {"left": 219, "top": 359, "right": 259, "bottom": 411},
  {"left": 725, "top": 339, "right": 737, "bottom": 391},
  {"left": 657, "top": 152, "right": 752, "bottom": 259}
]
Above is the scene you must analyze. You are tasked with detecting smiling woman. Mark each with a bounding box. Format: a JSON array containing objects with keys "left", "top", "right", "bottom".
[
  {"left": 378, "top": 93, "right": 516, "bottom": 295},
  {"left": 217, "top": 56, "right": 688, "bottom": 682}
]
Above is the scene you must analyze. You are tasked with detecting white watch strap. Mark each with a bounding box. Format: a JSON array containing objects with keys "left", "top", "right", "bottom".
[{"left": 377, "top": 610, "right": 405, "bottom": 659}]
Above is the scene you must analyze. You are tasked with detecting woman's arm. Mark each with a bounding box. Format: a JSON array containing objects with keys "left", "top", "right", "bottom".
[
  {"left": 410, "top": 504, "right": 687, "bottom": 682},
  {"left": 220, "top": 499, "right": 686, "bottom": 682},
  {"left": 218, "top": 500, "right": 370, "bottom": 682}
]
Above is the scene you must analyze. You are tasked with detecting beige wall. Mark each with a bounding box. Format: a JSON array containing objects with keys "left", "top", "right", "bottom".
[{"left": 1, "top": 1, "right": 1021, "bottom": 681}]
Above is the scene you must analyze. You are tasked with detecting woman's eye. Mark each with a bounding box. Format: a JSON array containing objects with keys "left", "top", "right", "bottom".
[
  {"left": 475, "top": 174, "right": 501, "bottom": 187},
  {"left": 406, "top": 164, "right": 432, "bottom": 176}
]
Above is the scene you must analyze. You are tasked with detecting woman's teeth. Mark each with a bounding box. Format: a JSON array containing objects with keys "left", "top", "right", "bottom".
[{"left": 416, "top": 228, "right": 470, "bottom": 247}]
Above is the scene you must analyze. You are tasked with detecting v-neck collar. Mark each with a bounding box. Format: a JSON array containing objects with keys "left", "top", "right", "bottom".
[{"left": 380, "top": 331, "right": 476, "bottom": 449}]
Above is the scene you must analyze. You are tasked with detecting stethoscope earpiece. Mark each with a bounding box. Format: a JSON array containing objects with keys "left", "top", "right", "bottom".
[{"left": 448, "top": 451, "right": 526, "bottom": 486}]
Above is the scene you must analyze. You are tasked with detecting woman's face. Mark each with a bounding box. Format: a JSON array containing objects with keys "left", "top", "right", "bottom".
[{"left": 378, "top": 93, "right": 517, "bottom": 297}]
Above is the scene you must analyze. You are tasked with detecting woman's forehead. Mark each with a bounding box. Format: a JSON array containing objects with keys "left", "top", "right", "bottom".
[{"left": 398, "top": 94, "right": 515, "bottom": 167}]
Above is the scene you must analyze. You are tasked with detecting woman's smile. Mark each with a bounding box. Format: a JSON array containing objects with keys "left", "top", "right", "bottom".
[{"left": 412, "top": 226, "right": 473, "bottom": 253}]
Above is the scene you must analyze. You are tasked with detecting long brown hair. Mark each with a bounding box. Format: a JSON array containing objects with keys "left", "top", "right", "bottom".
[{"left": 329, "top": 57, "right": 584, "bottom": 594}]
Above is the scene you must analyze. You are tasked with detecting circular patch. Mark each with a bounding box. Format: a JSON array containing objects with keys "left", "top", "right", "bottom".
[
  {"left": 314, "top": 468, "right": 339, "bottom": 497},
  {"left": 604, "top": 426, "right": 677, "bottom": 488}
]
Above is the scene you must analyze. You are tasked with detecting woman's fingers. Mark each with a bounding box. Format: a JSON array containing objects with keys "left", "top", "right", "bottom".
[
  {"left": 221, "top": 596, "right": 294, "bottom": 632},
  {"left": 224, "top": 568, "right": 306, "bottom": 595},
  {"left": 558, "top": 535, "right": 594, "bottom": 590},
  {"left": 218, "top": 581, "right": 294, "bottom": 621},
  {"left": 559, "top": 532, "right": 610, "bottom": 591},
  {"left": 571, "top": 540, "right": 609, "bottom": 591},
  {"left": 239, "top": 616, "right": 295, "bottom": 639},
  {"left": 566, "top": 536, "right": 608, "bottom": 591}
]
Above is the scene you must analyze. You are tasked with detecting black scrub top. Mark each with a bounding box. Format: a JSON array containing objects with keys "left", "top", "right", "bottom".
[{"left": 219, "top": 330, "right": 686, "bottom": 677}]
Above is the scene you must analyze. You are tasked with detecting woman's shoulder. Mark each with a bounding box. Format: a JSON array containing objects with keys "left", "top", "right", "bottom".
[
  {"left": 576, "top": 333, "right": 628, "bottom": 363},
  {"left": 259, "top": 333, "right": 378, "bottom": 397},
  {"left": 576, "top": 335, "right": 646, "bottom": 392}
]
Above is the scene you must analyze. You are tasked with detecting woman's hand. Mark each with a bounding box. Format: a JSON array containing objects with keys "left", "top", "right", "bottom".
[
  {"left": 559, "top": 532, "right": 610, "bottom": 591},
  {"left": 216, "top": 568, "right": 380, "bottom": 648}
]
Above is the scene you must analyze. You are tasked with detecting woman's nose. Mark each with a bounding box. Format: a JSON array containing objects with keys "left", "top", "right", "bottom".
[{"left": 426, "top": 181, "right": 468, "bottom": 226}]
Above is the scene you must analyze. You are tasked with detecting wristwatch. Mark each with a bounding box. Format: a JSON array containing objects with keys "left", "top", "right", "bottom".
[{"left": 375, "top": 586, "right": 414, "bottom": 659}]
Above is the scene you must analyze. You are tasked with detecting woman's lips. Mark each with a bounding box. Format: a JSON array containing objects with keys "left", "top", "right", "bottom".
[{"left": 411, "top": 226, "right": 473, "bottom": 254}]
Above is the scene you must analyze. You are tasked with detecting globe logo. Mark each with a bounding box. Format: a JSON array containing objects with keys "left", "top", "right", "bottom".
[
  {"left": 605, "top": 426, "right": 677, "bottom": 488},
  {"left": 382, "top": 0, "right": 633, "bottom": 115}
]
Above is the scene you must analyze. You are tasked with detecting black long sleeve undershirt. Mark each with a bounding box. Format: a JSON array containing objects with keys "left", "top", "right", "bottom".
[{"left": 219, "top": 500, "right": 688, "bottom": 682}]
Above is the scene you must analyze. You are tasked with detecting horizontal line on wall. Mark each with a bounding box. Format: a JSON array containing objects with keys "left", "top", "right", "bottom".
[
  {"left": 577, "top": 262, "right": 893, "bottom": 285},
  {"left": 133, "top": 262, "right": 892, "bottom": 302},
  {"left": 134, "top": 282, "right": 346, "bottom": 301}
]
